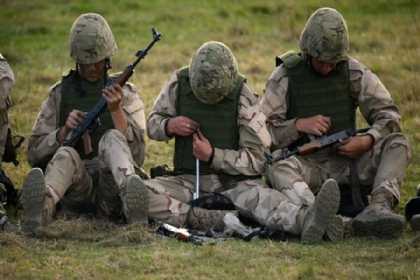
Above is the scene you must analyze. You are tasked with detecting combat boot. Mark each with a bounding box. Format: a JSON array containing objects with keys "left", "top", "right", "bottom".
[
  {"left": 324, "top": 215, "right": 345, "bottom": 242},
  {"left": 410, "top": 214, "right": 420, "bottom": 231},
  {"left": 120, "top": 174, "right": 149, "bottom": 225},
  {"left": 187, "top": 207, "right": 236, "bottom": 232},
  {"left": 21, "top": 168, "right": 55, "bottom": 235},
  {"left": 301, "top": 178, "right": 340, "bottom": 243},
  {"left": 0, "top": 216, "right": 19, "bottom": 233},
  {"left": 352, "top": 191, "right": 405, "bottom": 239}
]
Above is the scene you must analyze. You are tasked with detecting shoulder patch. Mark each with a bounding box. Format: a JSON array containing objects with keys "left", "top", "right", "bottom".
[{"left": 276, "top": 51, "right": 302, "bottom": 68}]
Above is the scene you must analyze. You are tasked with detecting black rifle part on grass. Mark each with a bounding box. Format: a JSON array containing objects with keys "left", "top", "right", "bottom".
[
  {"left": 266, "top": 127, "right": 370, "bottom": 164},
  {"left": 0, "top": 169, "right": 18, "bottom": 207},
  {"left": 63, "top": 28, "right": 162, "bottom": 147},
  {"left": 3, "top": 128, "right": 24, "bottom": 166}
]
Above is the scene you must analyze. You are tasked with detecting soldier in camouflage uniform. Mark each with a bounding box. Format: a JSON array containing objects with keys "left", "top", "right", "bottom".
[
  {"left": 260, "top": 7, "right": 411, "bottom": 239},
  {"left": 0, "top": 54, "right": 16, "bottom": 232},
  {"left": 21, "top": 13, "right": 148, "bottom": 235},
  {"left": 139, "top": 41, "right": 341, "bottom": 242}
]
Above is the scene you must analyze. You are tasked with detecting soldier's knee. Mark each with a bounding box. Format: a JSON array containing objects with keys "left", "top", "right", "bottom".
[
  {"left": 98, "top": 129, "right": 127, "bottom": 151},
  {"left": 53, "top": 146, "right": 81, "bottom": 163},
  {"left": 266, "top": 157, "right": 302, "bottom": 188},
  {"left": 100, "top": 129, "right": 125, "bottom": 144},
  {"left": 47, "top": 146, "right": 83, "bottom": 172},
  {"left": 381, "top": 133, "right": 411, "bottom": 160}
]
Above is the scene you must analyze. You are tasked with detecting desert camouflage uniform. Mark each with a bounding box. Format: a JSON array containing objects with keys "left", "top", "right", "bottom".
[
  {"left": 0, "top": 54, "right": 14, "bottom": 224},
  {"left": 260, "top": 56, "right": 410, "bottom": 218},
  {"left": 0, "top": 54, "right": 14, "bottom": 162},
  {"left": 143, "top": 69, "right": 313, "bottom": 234},
  {"left": 27, "top": 78, "right": 146, "bottom": 218}
]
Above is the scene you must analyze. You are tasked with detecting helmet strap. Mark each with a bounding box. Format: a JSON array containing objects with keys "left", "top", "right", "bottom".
[{"left": 105, "top": 58, "right": 112, "bottom": 70}]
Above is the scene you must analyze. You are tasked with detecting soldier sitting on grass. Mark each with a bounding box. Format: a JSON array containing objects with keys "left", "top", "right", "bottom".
[{"left": 21, "top": 13, "right": 148, "bottom": 235}]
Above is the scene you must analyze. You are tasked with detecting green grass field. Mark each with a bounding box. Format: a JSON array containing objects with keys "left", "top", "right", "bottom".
[{"left": 1, "top": 0, "right": 420, "bottom": 279}]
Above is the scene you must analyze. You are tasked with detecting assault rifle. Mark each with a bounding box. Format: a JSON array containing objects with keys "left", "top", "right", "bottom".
[
  {"left": 266, "top": 127, "right": 370, "bottom": 164},
  {"left": 63, "top": 28, "right": 162, "bottom": 147}
]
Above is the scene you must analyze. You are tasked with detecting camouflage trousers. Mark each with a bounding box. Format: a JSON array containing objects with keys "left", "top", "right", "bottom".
[
  {"left": 143, "top": 174, "right": 306, "bottom": 234},
  {"left": 267, "top": 133, "right": 410, "bottom": 217},
  {"left": 0, "top": 203, "right": 5, "bottom": 222},
  {"left": 0, "top": 183, "right": 6, "bottom": 223},
  {"left": 45, "top": 129, "right": 138, "bottom": 219}
]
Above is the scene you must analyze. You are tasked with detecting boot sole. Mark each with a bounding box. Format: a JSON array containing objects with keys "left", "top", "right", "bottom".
[
  {"left": 352, "top": 215, "right": 404, "bottom": 239},
  {"left": 325, "top": 215, "right": 345, "bottom": 242},
  {"left": 302, "top": 179, "right": 340, "bottom": 243},
  {"left": 124, "top": 175, "right": 149, "bottom": 225},
  {"left": 21, "top": 168, "right": 46, "bottom": 235}
]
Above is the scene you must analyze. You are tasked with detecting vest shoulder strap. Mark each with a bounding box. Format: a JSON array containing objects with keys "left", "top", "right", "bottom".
[
  {"left": 275, "top": 51, "right": 303, "bottom": 68},
  {"left": 177, "top": 66, "right": 189, "bottom": 79}
]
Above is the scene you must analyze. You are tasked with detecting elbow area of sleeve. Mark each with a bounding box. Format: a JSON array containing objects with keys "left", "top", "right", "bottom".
[{"left": 210, "top": 148, "right": 224, "bottom": 170}]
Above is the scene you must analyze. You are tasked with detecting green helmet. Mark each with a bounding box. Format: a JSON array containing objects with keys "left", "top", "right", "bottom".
[
  {"left": 189, "top": 41, "right": 239, "bottom": 105},
  {"left": 299, "top": 7, "right": 349, "bottom": 63},
  {"left": 69, "top": 13, "right": 117, "bottom": 64}
]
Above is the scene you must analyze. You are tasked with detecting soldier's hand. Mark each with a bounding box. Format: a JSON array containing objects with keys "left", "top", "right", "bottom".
[
  {"left": 65, "top": 110, "right": 86, "bottom": 131},
  {"left": 166, "top": 116, "right": 199, "bottom": 137},
  {"left": 58, "top": 110, "right": 86, "bottom": 143},
  {"left": 103, "top": 84, "right": 123, "bottom": 112},
  {"left": 337, "top": 135, "right": 374, "bottom": 159},
  {"left": 295, "top": 115, "right": 331, "bottom": 136},
  {"left": 193, "top": 130, "right": 213, "bottom": 162}
]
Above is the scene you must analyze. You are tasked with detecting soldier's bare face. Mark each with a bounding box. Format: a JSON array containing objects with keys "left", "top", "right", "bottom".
[
  {"left": 78, "top": 60, "right": 106, "bottom": 82},
  {"left": 311, "top": 57, "right": 336, "bottom": 76}
]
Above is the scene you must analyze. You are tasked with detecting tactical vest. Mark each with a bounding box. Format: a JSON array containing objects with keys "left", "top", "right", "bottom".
[
  {"left": 59, "top": 70, "right": 114, "bottom": 159},
  {"left": 174, "top": 67, "right": 243, "bottom": 175},
  {"left": 278, "top": 52, "right": 356, "bottom": 132}
]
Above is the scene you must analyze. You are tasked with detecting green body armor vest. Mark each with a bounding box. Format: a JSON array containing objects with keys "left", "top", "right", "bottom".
[
  {"left": 59, "top": 70, "right": 114, "bottom": 159},
  {"left": 174, "top": 67, "right": 244, "bottom": 175},
  {"left": 279, "top": 52, "right": 356, "bottom": 133}
]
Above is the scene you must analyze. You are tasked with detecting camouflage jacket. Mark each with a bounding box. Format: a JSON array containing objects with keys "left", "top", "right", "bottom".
[
  {"left": 260, "top": 56, "right": 403, "bottom": 149},
  {"left": 27, "top": 71, "right": 146, "bottom": 168},
  {"left": 147, "top": 69, "right": 271, "bottom": 176},
  {"left": 0, "top": 55, "right": 14, "bottom": 162}
]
